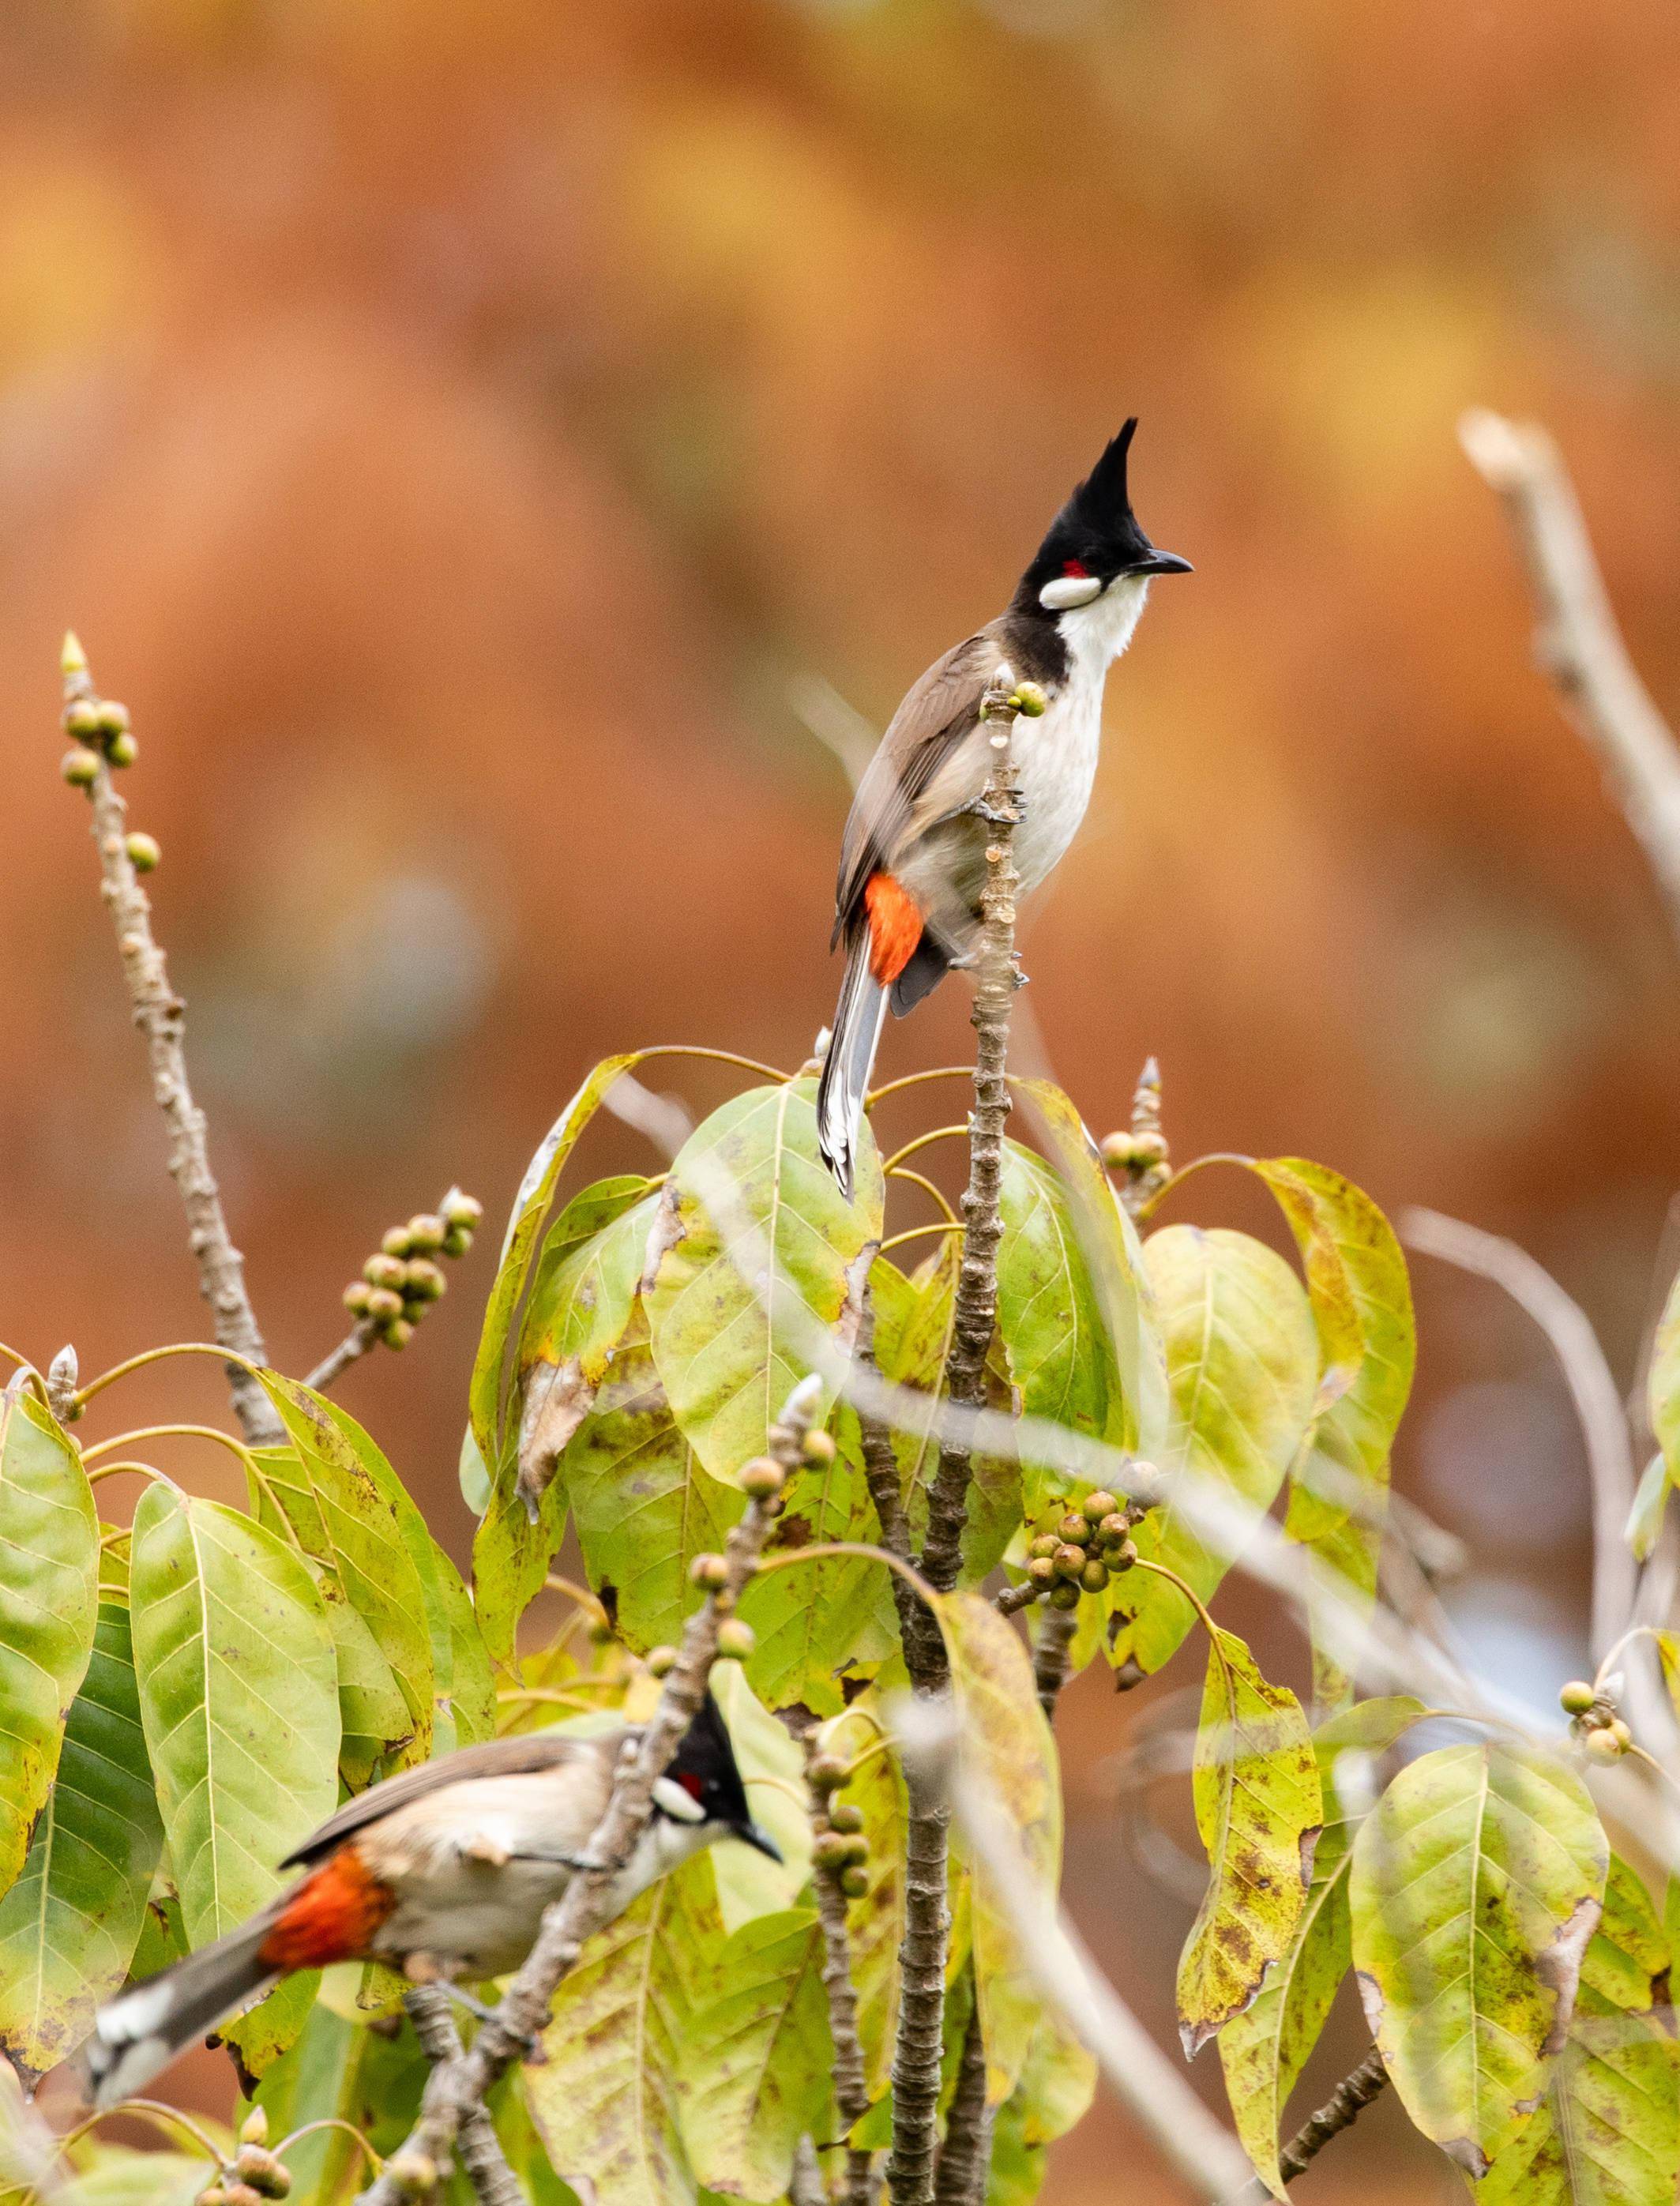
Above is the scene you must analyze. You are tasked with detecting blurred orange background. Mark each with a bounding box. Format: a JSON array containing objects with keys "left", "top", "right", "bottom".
[{"left": 5, "top": 1, "right": 1680, "bottom": 2195}]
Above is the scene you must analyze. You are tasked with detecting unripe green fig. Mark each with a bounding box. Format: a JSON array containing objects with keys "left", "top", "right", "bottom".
[
  {"left": 382, "top": 1226, "right": 413, "bottom": 1257},
  {"left": 1081, "top": 1490, "right": 1119, "bottom": 1523},
  {"left": 689, "top": 1553, "right": 730, "bottom": 1591},
  {"left": 1027, "top": 1557, "right": 1058, "bottom": 1587},
  {"left": 381, "top": 1317, "right": 415, "bottom": 1350},
  {"left": 444, "top": 1189, "right": 484, "bottom": 1231},
  {"left": 404, "top": 1259, "right": 446, "bottom": 1302},
  {"left": 1049, "top": 1581, "right": 1081, "bottom": 1610},
  {"left": 407, "top": 1213, "right": 446, "bottom": 1253},
  {"left": 65, "top": 700, "right": 102, "bottom": 738},
  {"left": 808, "top": 1754, "right": 848, "bottom": 1794},
  {"left": 1558, "top": 1680, "right": 1597, "bottom": 1716},
  {"left": 365, "top": 1287, "right": 404, "bottom": 1324},
  {"left": 814, "top": 1831, "right": 851, "bottom": 1870},
  {"left": 1054, "top": 1544, "right": 1085, "bottom": 1579},
  {"left": 125, "top": 831, "right": 160, "bottom": 872},
  {"left": 740, "top": 1456, "right": 786, "bottom": 1499},
  {"left": 442, "top": 1226, "right": 474, "bottom": 1258},
  {"left": 364, "top": 1253, "right": 407, "bottom": 1291},
  {"left": 802, "top": 1429, "right": 837, "bottom": 1466},
  {"left": 829, "top": 1802, "right": 863, "bottom": 1834},
  {"left": 107, "top": 731, "right": 138, "bottom": 767},
  {"left": 1080, "top": 1558, "right": 1109, "bottom": 1593},
  {"left": 62, "top": 746, "right": 100, "bottom": 786},
  {"left": 840, "top": 1866, "right": 868, "bottom": 1899},
  {"left": 715, "top": 1618, "right": 755, "bottom": 1660},
  {"left": 646, "top": 1644, "right": 678, "bottom": 1676}
]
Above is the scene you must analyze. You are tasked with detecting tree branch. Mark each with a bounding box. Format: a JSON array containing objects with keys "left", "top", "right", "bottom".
[
  {"left": 1460, "top": 408, "right": 1680, "bottom": 953},
  {"left": 886, "top": 667, "right": 1024, "bottom": 2206},
  {"left": 59, "top": 638, "right": 285, "bottom": 1450},
  {"left": 932, "top": 1999, "right": 991, "bottom": 2206},
  {"left": 1031, "top": 1603, "right": 1078, "bottom": 1723},
  {"left": 400, "top": 1988, "right": 525, "bottom": 2206},
  {"left": 355, "top": 1378, "right": 821, "bottom": 2205},
  {"left": 810, "top": 1780, "right": 875, "bottom": 2206},
  {"left": 1272, "top": 2046, "right": 1389, "bottom": 2189}
]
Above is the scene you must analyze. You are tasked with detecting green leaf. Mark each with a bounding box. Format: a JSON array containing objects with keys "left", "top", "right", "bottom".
[
  {"left": 707, "top": 1666, "right": 814, "bottom": 1930},
  {"left": 415, "top": 1530, "right": 495, "bottom": 1757},
  {"left": 1177, "top": 1626, "right": 1320, "bottom": 2058},
  {"left": 647, "top": 1080, "right": 883, "bottom": 1483},
  {"left": 1478, "top": 1855, "right": 1680, "bottom": 2206},
  {"left": 0, "top": 1393, "right": 98, "bottom": 1906},
  {"left": 1216, "top": 1694, "right": 1426, "bottom": 2195},
  {"left": 1627, "top": 1453, "right": 1669, "bottom": 1563},
  {"left": 1252, "top": 1161, "right": 1415, "bottom": 1712},
  {"left": 1016, "top": 1080, "right": 1168, "bottom": 1456},
  {"left": 310, "top": 1565, "right": 412, "bottom": 1790},
  {"left": 57, "top": 2151, "right": 216, "bottom": 2205},
  {"left": 814, "top": 1697, "right": 906, "bottom": 2104},
  {"left": 989, "top": 2001, "right": 1097, "bottom": 2204},
  {"left": 527, "top": 1853, "right": 721, "bottom": 2206},
  {"left": 561, "top": 1321, "right": 742, "bottom": 1662},
  {"left": 1111, "top": 1227, "right": 1317, "bottom": 1677},
  {"left": 0, "top": 1603, "right": 163, "bottom": 2085},
  {"left": 252, "top": 1381, "right": 435, "bottom": 1764},
  {"left": 997, "top": 1140, "right": 1124, "bottom": 1513},
  {"left": 129, "top": 1486, "right": 340, "bottom": 1949},
  {"left": 1348, "top": 1741, "right": 1609, "bottom": 2178},
  {"left": 473, "top": 1054, "right": 646, "bottom": 1471},
  {"left": 1636, "top": 1276, "right": 1680, "bottom": 1560},
  {"left": 517, "top": 1181, "right": 656, "bottom": 1516},
  {"left": 938, "top": 1592, "right": 1061, "bottom": 2106},
  {"left": 678, "top": 1908, "right": 832, "bottom": 2200}
]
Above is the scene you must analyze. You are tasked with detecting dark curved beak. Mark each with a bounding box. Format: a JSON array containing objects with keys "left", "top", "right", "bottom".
[
  {"left": 1132, "top": 549, "right": 1193, "bottom": 576},
  {"left": 738, "top": 1821, "right": 784, "bottom": 1862}
]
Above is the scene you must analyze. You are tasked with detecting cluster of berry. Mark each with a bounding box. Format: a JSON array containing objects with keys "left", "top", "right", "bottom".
[
  {"left": 193, "top": 2108, "right": 291, "bottom": 2204},
  {"left": 61, "top": 693, "right": 163, "bottom": 873},
  {"left": 1559, "top": 1676, "right": 1635, "bottom": 1761},
  {"left": 1022, "top": 1488, "right": 1142, "bottom": 1610},
  {"left": 341, "top": 1190, "right": 483, "bottom": 1351},
  {"left": 807, "top": 1751, "right": 870, "bottom": 1900}
]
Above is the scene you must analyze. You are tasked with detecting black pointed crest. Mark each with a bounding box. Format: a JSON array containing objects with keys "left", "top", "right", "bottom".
[
  {"left": 669, "top": 1689, "right": 753, "bottom": 1830},
  {"left": 1015, "top": 416, "right": 1169, "bottom": 609}
]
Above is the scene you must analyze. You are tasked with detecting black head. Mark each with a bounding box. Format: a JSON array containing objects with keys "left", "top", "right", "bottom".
[
  {"left": 1014, "top": 419, "right": 1192, "bottom": 617},
  {"left": 656, "top": 1692, "right": 783, "bottom": 1861}
]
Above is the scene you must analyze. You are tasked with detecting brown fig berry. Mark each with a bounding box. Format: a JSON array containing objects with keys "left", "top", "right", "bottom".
[
  {"left": 1027, "top": 1557, "right": 1058, "bottom": 1588},
  {"left": 829, "top": 1802, "right": 863, "bottom": 1834},
  {"left": 1058, "top": 1512, "right": 1090, "bottom": 1546},
  {"left": 1028, "top": 1533, "right": 1061, "bottom": 1561},
  {"left": 840, "top": 1865, "right": 869, "bottom": 1899},
  {"left": 1097, "top": 1513, "right": 1131, "bottom": 1544},
  {"left": 808, "top": 1754, "right": 848, "bottom": 1794},
  {"left": 1105, "top": 1539, "right": 1137, "bottom": 1571},
  {"left": 689, "top": 1553, "right": 730, "bottom": 1591},
  {"left": 814, "top": 1831, "right": 851, "bottom": 1870},
  {"left": 1080, "top": 1558, "right": 1109, "bottom": 1593},
  {"left": 1081, "top": 1490, "right": 1119, "bottom": 1523},
  {"left": 1049, "top": 1581, "right": 1081, "bottom": 1611},
  {"left": 840, "top": 1832, "right": 868, "bottom": 1865},
  {"left": 1054, "top": 1544, "right": 1086, "bottom": 1580},
  {"left": 715, "top": 1618, "right": 755, "bottom": 1661},
  {"left": 802, "top": 1429, "right": 838, "bottom": 1467}
]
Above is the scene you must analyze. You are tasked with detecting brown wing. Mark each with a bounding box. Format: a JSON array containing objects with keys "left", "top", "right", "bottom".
[
  {"left": 832, "top": 633, "right": 996, "bottom": 941},
  {"left": 279, "top": 1727, "right": 630, "bottom": 1869}
]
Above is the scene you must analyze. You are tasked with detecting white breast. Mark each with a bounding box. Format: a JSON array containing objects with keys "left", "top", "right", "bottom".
[{"left": 1013, "top": 671, "right": 1103, "bottom": 894}]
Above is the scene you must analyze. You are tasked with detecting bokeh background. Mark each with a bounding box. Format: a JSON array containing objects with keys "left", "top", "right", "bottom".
[{"left": 5, "top": 0, "right": 1680, "bottom": 2195}]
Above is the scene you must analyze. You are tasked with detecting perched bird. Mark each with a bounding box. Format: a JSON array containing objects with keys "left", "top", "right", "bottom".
[
  {"left": 816, "top": 420, "right": 1190, "bottom": 1197},
  {"left": 85, "top": 1695, "right": 778, "bottom": 2107}
]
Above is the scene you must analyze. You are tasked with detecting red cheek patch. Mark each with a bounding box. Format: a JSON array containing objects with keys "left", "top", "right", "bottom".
[{"left": 1062, "top": 558, "right": 1088, "bottom": 577}]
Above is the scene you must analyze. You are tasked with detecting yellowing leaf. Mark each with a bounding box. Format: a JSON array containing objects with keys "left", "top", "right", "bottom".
[
  {"left": 1178, "top": 1628, "right": 1320, "bottom": 2057},
  {"left": 1348, "top": 1742, "right": 1608, "bottom": 2178},
  {"left": 1112, "top": 1227, "right": 1317, "bottom": 1677},
  {"left": 938, "top": 1593, "right": 1060, "bottom": 2105},
  {"left": 677, "top": 1908, "right": 832, "bottom": 2199},
  {"left": 1478, "top": 1855, "right": 1680, "bottom": 2206},
  {"left": 0, "top": 1393, "right": 97, "bottom": 1906}
]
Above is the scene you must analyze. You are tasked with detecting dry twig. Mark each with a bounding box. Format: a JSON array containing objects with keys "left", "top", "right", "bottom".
[
  {"left": 60, "top": 638, "right": 285, "bottom": 1449},
  {"left": 810, "top": 1798, "right": 876, "bottom": 2206},
  {"left": 356, "top": 1378, "right": 821, "bottom": 2205}
]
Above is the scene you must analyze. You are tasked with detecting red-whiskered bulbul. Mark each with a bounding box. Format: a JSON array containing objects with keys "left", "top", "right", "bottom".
[
  {"left": 816, "top": 420, "right": 1190, "bottom": 1197},
  {"left": 85, "top": 1695, "right": 777, "bottom": 2107}
]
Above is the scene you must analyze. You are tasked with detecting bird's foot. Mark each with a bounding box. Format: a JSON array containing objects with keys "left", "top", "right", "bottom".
[
  {"left": 437, "top": 1982, "right": 548, "bottom": 2064},
  {"left": 960, "top": 795, "right": 1022, "bottom": 828}
]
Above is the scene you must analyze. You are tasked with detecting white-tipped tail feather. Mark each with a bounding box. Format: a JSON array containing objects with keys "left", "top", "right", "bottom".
[
  {"left": 817, "top": 938, "right": 886, "bottom": 1201},
  {"left": 85, "top": 1917, "right": 278, "bottom": 2108}
]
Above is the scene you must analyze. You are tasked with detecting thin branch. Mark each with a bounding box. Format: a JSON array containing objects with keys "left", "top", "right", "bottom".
[
  {"left": 305, "top": 1319, "right": 380, "bottom": 1393},
  {"left": 810, "top": 1762, "right": 875, "bottom": 2206},
  {"left": 919, "top": 670, "right": 1024, "bottom": 1599},
  {"left": 401, "top": 1987, "right": 524, "bottom": 2206},
  {"left": 895, "top": 1695, "right": 1254, "bottom": 2204},
  {"left": 933, "top": 1998, "right": 991, "bottom": 2206},
  {"left": 1401, "top": 1206, "right": 1637, "bottom": 1660},
  {"left": 59, "top": 640, "right": 284, "bottom": 1449},
  {"left": 1032, "top": 1603, "right": 1078, "bottom": 1723},
  {"left": 355, "top": 1378, "right": 820, "bottom": 2205},
  {"left": 885, "top": 667, "right": 1025, "bottom": 2206},
  {"left": 1276, "top": 2046, "right": 1389, "bottom": 2187},
  {"left": 1460, "top": 408, "right": 1680, "bottom": 953}
]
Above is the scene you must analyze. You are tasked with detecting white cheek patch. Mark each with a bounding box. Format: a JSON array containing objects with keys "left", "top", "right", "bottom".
[
  {"left": 653, "top": 1775, "right": 708, "bottom": 1824},
  {"left": 1039, "top": 574, "right": 1103, "bottom": 611}
]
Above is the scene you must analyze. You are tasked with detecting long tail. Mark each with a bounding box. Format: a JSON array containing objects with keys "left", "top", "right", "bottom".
[
  {"left": 817, "top": 936, "right": 887, "bottom": 1202},
  {"left": 85, "top": 1915, "right": 280, "bottom": 2107}
]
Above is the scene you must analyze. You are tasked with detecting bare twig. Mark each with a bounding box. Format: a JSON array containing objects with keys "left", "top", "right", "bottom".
[
  {"left": 1032, "top": 1603, "right": 1078, "bottom": 1723},
  {"left": 60, "top": 639, "right": 285, "bottom": 1449},
  {"left": 895, "top": 1696, "right": 1254, "bottom": 2204},
  {"left": 1402, "top": 1207, "right": 1637, "bottom": 1660},
  {"left": 1276, "top": 2046, "right": 1389, "bottom": 2187},
  {"left": 356, "top": 1379, "right": 820, "bottom": 2206},
  {"left": 305, "top": 1321, "right": 380, "bottom": 1393},
  {"left": 401, "top": 1989, "right": 524, "bottom": 2206},
  {"left": 1460, "top": 408, "right": 1680, "bottom": 951}
]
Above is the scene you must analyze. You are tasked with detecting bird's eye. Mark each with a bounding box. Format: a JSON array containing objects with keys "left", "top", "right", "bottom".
[{"left": 1062, "top": 558, "right": 1089, "bottom": 578}]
